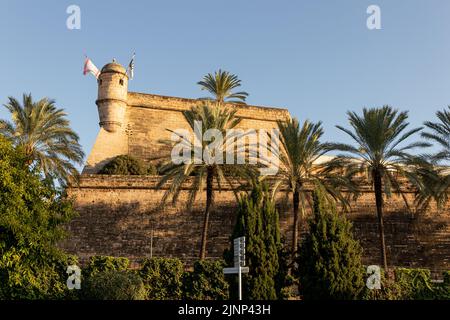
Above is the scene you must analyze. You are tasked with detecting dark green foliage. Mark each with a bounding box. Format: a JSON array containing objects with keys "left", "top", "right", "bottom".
[
  {"left": 0, "top": 136, "right": 76, "bottom": 299},
  {"left": 439, "top": 271, "right": 450, "bottom": 299},
  {"left": 183, "top": 260, "right": 229, "bottom": 300},
  {"left": 139, "top": 258, "right": 184, "bottom": 300},
  {"left": 146, "top": 163, "right": 157, "bottom": 175},
  {"left": 400, "top": 269, "right": 450, "bottom": 300},
  {"left": 297, "top": 189, "right": 365, "bottom": 300},
  {"left": 83, "top": 256, "right": 130, "bottom": 278},
  {"left": 275, "top": 241, "right": 297, "bottom": 299},
  {"left": 227, "top": 181, "right": 281, "bottom": 300},
  {"left": 363, "top": 268, "right": 450, "bottom": 300},
  {"left": 395, "top": 268, "right": 440, "bottom": 300},
  {"left": 82, "top": 271, "right": 147, "bottom": 300},
  {"left": 444, "top": 271, "right": 450, "bottom": 285},
  {"left": 362, "top": 268, "right": 404, "bottom": 300},
  {"left": 99, "top": 155, "right": 156, "bottom": 175}
]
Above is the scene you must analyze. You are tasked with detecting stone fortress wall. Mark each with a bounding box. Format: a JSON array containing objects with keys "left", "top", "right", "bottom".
[{"left": 61, "top": 62, "right": 450, "bottom": 275}]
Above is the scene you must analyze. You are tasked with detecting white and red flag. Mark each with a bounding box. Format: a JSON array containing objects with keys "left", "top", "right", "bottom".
[{"left": 83, "top": 57, "right": 100, "bottom": 78}]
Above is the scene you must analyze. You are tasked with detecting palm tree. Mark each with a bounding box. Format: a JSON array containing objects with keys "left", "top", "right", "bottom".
[
  {"left": 157, "top": 102, "right": 254, "bottom": 260},
  {"left": 418, "top": 106, "right": 450, "bottom": 209},
  {"left": 0, "top": 93, "right": 84, "bottom": 185},
  {"left": 276, "top": 118, "right": 350, "bottom": 254},
  {"left": 197, "top": 69, "right": 249, "bottom": 104},
  {"left": 422, "top": 106, "right": 450, "bottom": 163},
  {"left": 328, "top": 106, "right": 429, "bottom": 270}
]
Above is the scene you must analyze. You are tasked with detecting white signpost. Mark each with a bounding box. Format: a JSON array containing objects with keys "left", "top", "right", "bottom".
[{"left": 223, "top": 236, "right": 249, "bottom": 300}]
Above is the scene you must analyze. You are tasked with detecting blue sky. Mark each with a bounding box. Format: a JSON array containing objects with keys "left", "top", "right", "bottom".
[{"left": 1, "top": 0, "right": 450, "bottom": 163}]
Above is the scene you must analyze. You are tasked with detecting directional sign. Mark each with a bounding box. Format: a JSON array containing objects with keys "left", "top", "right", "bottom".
[
  {"left": 225, "top": 237, "right": 248, "bottom": 300},
  {"left": 233, "top": 236, "right": 245, "bottom": 267},
  {"left": 223, "top": 267, "right": 249, "bottom": 274}
]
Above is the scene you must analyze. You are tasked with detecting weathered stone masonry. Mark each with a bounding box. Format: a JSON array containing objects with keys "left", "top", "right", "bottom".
[
  {"left": 62, "top": 175, "right": 450, "bottom": 274},
  {"left": 60, "top": 62, "right": 450, "bottom": 274}
]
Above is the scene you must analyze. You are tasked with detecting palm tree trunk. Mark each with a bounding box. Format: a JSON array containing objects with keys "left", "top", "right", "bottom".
[
  {"left": 24, "top": 144, "right": 34, "bottom": 166},
  {"left": 373, "top": 170, "right": 388, "bottom": 270},
  {"left": 292, "top": 189, "right": 300, "bottom": 254},
  {"left": 200, "top": 167, "right": 214, "bottom": 260}
]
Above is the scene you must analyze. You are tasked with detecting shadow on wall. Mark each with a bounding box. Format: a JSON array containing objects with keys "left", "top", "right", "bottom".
[
  {"left": 59, "top": 201, "right": 238, "bottom": 266},
  {"left": 351, "top": 210, "right": 450, "bottom": 275},
  {"left": 59, "top": 194, "right": 450, "bottom": 274}
]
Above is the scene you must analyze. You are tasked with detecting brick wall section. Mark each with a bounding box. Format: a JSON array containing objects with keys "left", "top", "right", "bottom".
[{"left": 61, "top": 175, "right": 450, "bottom": 274}]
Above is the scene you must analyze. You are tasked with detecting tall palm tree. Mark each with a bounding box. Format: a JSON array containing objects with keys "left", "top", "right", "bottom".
[
  {"left": 328, "top": 106, "right": 429, "bottom": 270},
  {"left": 197, "top": 69, "right": 249, "bottom": 104},
  {"left": 157, "top": 102, "right": 254, "bottom": 260},
  {"left": 276, "top": 118, "right": 350, "bottom": 254},
  {"left": 0, "top": 93, "right": 84, "bottom": 185}
]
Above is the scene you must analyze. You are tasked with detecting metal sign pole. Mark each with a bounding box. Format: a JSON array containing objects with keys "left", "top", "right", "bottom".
[
  {"left": 224, "top": 236, "right": 248, "bottom": 300},
  {"left": 238, "top": 265, "right": 242, "bottom": 300},
  {"left": 150, "top": 228, "right": 154, "bottom": 258}
]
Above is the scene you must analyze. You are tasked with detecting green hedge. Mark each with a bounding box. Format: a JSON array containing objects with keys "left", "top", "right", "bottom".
[
  {"left": 363, "top": 268, "right": 450, "bottom": 300},
  {"left": 362, "top": 268, "right": 403, "bottom": 300},
  {"left": 139, "top": 258, "right": 184, "bottom": 300},
  {"left": 443, "top": 271, "right": 450, "bottom": 286},
  {"left": 82, "top": 271, "right": 147, "bottom": 300},
  {"left": 84, "top": 256, "right": 130, "bottom": 278},
  {"left": 0, "top": 248, "right": 78, "bottom": 300},
  {"left": 66, "top": 256, "right": 450, "bottom": 301},
  {"left": 183, "top": 260, "right": 229, "bottom": 300},
  {"left": 99, "top": 155, "right": 156, "bottom": 175},
  {"left": 395, "top": 268, "right": 435, "bottom": 300},
  {"left": 80, "top": 257, "right": 231, "bottom": 300}
]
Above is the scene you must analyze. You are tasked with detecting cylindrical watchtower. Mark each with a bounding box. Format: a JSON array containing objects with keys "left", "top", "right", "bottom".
[{"left": 96, "top": 61, "right": 128, "bottom": 132}]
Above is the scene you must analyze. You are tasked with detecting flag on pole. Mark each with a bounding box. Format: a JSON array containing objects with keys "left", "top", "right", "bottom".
[
  {"left": 127, "top": 53, "right": 135, "bottom": 80},
  {"left": 83, "top": 57, "right": 100, "bottom": 79}
]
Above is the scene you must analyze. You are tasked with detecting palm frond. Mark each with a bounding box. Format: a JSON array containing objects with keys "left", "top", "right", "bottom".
[
  {"left": 197, "top": 70, "right": 249, "bottom": 103},
  {"left": 1, "top": 93, "right": 85, "bottom": 184}
]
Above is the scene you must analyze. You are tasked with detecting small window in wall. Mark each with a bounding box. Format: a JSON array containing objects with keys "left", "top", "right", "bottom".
[
  {"left": 98, "top": 79, "right": 103, "bottom": 85},
  {"left": 119, "top": 79, "right": 124, "bottom": 86}
]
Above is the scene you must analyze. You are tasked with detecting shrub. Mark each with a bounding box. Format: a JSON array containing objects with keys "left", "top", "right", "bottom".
[
  {"left": 99, "top": 155, "right": 156, "bottom": 175},
  {"left": 84, "top": 256, "right": 130, "bottom": 279},
  {"left": 437, "top": 271, "right": 450, "bottom": 299},
  {"left": 297, "top": 188, "right": 365, "bottom": 300},
  {"left": 146, "top": 163, "right": 157, "bottom": 175},
  {"left": 139, "top": 258, "right": 184, "bottom": 300},
  {"left": 276, "top": 241, "right": 297, "bottom": 299},
  {"left": 226, "top": 181, "right": 281, "bottom": 300},
  {"left": 184, "top": 260, "right": 229, "bottom": 300},
  {"left": 362, "top": 268, "right": 404, "bottom": 300},
  {"left": 82, "top": 271, "right": 146, "bottom": 300},
  {"left": 0, "top": 137, "right": 77, "bottom": 299},
  {"left": 443, "top": 271, "right": 450, "bottom": 286},
  {"left": 395, "top": 268, "right": 436, "bottom": 300},
  {"left": 363, "top": 268, "right": 450, "bottom": 300}
]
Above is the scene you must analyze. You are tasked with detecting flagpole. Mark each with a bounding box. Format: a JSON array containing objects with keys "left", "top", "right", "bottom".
[{"left": 126, "top": 51, "right": 135, "bottom": 80}]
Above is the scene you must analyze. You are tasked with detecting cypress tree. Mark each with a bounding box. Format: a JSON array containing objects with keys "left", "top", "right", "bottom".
[
  {"left": 297, "top": 188, "right": 365, "bottom": 300},
  {"left": 227, "top": 181, "right": 281, "bottom": 300}
]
